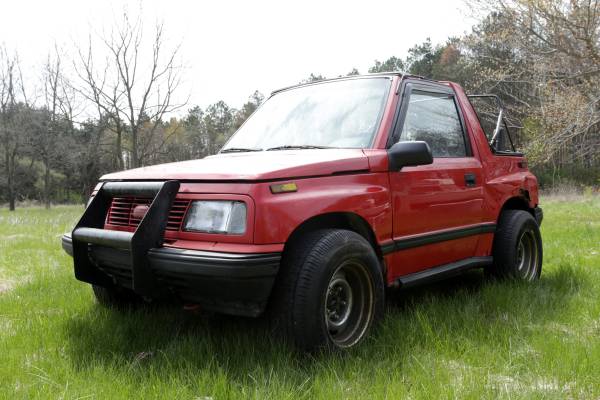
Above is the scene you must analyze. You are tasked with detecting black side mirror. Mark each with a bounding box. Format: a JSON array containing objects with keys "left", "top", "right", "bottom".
[{"left": 388, "top": 141, "right": 433, "bottom": 170}]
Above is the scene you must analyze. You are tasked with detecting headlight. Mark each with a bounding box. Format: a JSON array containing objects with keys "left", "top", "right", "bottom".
[{"left": 183, "top": 200, "right": 247, "bottom": 234}]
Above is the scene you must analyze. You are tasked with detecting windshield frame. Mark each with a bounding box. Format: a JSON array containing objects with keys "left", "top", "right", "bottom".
[{"left": 220, "top": 76, "right": 393, "bottom": 152}]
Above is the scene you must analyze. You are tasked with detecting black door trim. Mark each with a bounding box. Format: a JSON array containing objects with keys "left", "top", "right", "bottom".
[{"left": 381, "top": 223, "right": 496, "bottom": 255}]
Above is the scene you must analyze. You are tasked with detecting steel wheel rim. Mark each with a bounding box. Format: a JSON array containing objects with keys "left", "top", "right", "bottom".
[
  {"left": 326, "top": 273, "right": 354, "bottom": 328},
  {"left": 516, "top": 228, "right": 539, "bottom": 281},
  {"left": 324, "top": 260, "right": 374, "bottom": 348}
]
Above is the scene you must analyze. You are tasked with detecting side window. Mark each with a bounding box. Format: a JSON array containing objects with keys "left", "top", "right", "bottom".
[{"left": 400, "top": 90, "right": 467, "bottom": 157}]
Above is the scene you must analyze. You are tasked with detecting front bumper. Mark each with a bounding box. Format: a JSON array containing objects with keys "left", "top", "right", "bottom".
[{"left": 62, "top": 234, "right": 281, "bottom": 317}]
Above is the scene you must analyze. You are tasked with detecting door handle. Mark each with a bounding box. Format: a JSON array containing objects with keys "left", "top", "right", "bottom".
[{"left": 464, "top": 173, "right": 477, "bottom": 187}]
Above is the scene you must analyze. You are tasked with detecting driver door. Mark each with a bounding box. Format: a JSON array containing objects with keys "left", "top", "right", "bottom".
[{"left": 387, "top": 81, "right": 485, "bottom": 278}]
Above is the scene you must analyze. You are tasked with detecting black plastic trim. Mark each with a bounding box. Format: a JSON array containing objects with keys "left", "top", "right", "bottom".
[
  {"left": 493, "top": 150, "right": 525, "bottom": 157},
  {"left": 63, "top": 233, "right": 280, "bottom": 271},
  {"left": 71, "top": 180, "right": 180, "bottom": 295},
  {"left": 380, "top": 241, "right": 395, "bottom": 255},
  {"left": 148, "top": 247, "right": 281, "bottom": 278},
  {"left": 381, "top": 223, "right": 496, "bottom": 255},
  {"left": 534, "top": 206, "right": 543, "bottom": 226},
  {"left": 62, "top": 233, "right": 74, "bottom": 256},
  {"left": 61, "top": 234, "right": 281, "bottom": 317},
  {"left": 397, "top": 256, "right": 493, "bottom": 288}
]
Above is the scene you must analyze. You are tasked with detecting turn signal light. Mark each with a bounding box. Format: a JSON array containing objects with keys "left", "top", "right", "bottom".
[{"left": 270, "top": 182, "right": 298, "bottom": 194}]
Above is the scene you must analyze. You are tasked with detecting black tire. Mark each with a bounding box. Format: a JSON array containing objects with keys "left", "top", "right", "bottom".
[
  {"left": 270, "top": 229, "right": 385, "bottom": 351},
  {"left": 92, "top": 284, "right": 141, "bottom": 308},
  {"left": 489, "top": 210, "right": 543, "bottom": 281}
]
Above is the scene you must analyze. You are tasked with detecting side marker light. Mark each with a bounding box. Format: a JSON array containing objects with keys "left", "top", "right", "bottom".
[{"left": 270, "top": 182, "right": 298, "bottom": 194}]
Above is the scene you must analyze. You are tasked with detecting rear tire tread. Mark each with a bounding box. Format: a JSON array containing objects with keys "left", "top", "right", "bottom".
[{"left": 490, "top": 209, "right": 543, "bottom": 280}]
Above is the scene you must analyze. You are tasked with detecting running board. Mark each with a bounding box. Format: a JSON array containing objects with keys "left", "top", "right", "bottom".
[{"left": 395, "top": 256, "right": 493, "bottom": 289}]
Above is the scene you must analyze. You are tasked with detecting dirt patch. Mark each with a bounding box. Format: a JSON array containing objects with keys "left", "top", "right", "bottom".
[
  {"left": 0, "top": 281, "right": 14, "bottom": 294},
  {"left": 0, "top": 318, "right": 15, "bottom": 337},
  {"left": 487, "top": 374, "right": 577, "bottom": 395},
  {"left": 1, "top": 234, "right": 34, "bottom": 241}
]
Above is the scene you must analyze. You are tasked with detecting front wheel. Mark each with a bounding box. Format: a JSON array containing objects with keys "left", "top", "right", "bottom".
[
  {"left": 271, "top": 229, "right": 385, "bottom": 351},
  {"left": 490, "top": 210, "right": 543, "bottom": 281}
]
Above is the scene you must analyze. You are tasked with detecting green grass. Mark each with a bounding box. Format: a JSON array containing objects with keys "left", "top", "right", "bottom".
[{"left": 1, "top": 199, "right": 599, "bottom": 399}]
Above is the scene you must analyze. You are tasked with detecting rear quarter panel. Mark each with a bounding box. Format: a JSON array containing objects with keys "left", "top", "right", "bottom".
[
  {"left": 451, "top": 82, "right": 540, "bottom": 256},
  {"left": 451, "top": 81, "right": 540, "bottom": 214}
]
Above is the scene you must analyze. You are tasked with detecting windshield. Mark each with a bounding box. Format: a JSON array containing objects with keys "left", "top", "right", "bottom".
[{"left": 222, "top": 78, "right": 391, "bottom": 151}]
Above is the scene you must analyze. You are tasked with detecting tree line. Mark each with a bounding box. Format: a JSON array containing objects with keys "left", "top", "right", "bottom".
[
  {"left": 1, "top": 0, "right": 599, "bottom": 210},
  {"left": 0, "top": 15, "right": 265, "bottom": 210}
]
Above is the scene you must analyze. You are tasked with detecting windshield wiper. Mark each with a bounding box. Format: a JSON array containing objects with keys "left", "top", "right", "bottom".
[
  {"left": 220, "top": 147, "right": 262, "bottom": 153},
  {"left": 266, "top": 145, "right": 335, "bottom": 151}
]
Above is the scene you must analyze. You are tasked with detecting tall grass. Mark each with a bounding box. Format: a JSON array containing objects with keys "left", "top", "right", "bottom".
[{"left": 1, "top": 199, "right": 599, "bottom": 399}]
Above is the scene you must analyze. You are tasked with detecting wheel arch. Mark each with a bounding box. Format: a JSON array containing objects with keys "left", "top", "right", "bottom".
[
  {"left": 283, "top": 212, "right": 385, "bottom": 270},
  {"left": 498, "top": 194, "right": 535, "bottom": 222}
]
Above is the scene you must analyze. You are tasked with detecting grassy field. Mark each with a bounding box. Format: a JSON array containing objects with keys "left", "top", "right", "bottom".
[{"left": 1, "top": 198, "right": 599, "bottom": 399}]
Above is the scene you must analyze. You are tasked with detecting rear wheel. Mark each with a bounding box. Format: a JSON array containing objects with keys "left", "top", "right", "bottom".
[
  {"left": 270, "top": 229, "right": 385, "bottom": 351},
  {"left": 490, "top": 210, "right": 543, "bottom": 281},
  {"left": 92, "top": 284, "right": 141, "bottom": 308}
]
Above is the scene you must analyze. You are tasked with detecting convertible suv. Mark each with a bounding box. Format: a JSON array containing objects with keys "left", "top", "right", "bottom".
[{"left": 62, "top": 73, "right": 543, "bottom": 351}]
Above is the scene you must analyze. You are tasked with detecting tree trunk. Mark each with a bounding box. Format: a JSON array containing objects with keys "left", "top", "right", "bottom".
[
  {"left": 116, "top": 130, "right": 123, "bottom": 170},
  {"left": 114, "top": 120, "right": 124, "bottom": 170},
  {"left": 8, "top": 187, "right": 15, "bottom": 211},
  {"left": 44, "top": 158, "right": 51, "bottom": 209},
  {"left": 6, "top": 149, "right": 15, "bottom": 211},
  {"left": 131, "top": 125, "right": 138, "bottom": 168}
]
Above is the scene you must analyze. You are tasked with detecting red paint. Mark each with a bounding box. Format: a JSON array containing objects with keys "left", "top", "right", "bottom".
[
  {"left": 99, "top": 75, "right": 539, "bottom": 285},
  {"left": 101, "top": 148, "right": 370, "bottom": 182},
  {"left": 388, "top": 157, "right": 485, "bottom": 275}
]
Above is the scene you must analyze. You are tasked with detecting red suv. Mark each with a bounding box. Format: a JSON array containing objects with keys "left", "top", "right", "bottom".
[{"left": 62, "top": 73, "right": 543, "bottom": 351}]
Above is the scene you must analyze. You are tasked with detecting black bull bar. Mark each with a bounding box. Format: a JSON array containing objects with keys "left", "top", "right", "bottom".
[{"left": 71, "top": 180, "right": 180, "bottom": 296}]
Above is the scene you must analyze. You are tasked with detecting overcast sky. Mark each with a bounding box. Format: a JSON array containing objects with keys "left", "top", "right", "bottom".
[{"left": 0, "top": 0, "right": 474, "bottom": 111}]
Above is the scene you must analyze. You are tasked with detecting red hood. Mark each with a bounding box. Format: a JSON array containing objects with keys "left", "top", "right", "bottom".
[{"left": 100, "top": 149, "right": 370, "bottom": 181}]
